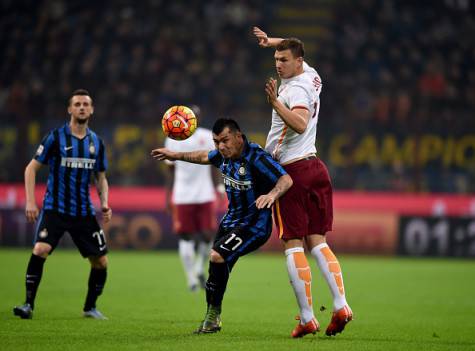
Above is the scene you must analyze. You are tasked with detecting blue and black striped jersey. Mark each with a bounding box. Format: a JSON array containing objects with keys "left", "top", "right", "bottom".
[
  {"left": 208, "top": 136, "right": 287, "bottom": 235},
  {"left": 34, "top": 123, "right": 108, "bottom": 217}
]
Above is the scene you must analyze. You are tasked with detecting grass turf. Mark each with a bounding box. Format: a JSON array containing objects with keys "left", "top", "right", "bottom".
[{"left": 0, "top": 249, "right": 474, "bottom": 351}]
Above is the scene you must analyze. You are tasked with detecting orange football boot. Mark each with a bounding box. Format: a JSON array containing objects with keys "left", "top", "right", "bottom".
[
  {"left": 325, "top": 305, "right": 353, "bottom": 336},
  {"left": 291, "top": 316, "right": 320, "bottom": 338}
]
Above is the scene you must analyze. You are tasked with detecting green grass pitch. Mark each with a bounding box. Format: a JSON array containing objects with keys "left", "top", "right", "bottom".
[{"left": 1, "top": 248, "right": 474, "bottom": 351}]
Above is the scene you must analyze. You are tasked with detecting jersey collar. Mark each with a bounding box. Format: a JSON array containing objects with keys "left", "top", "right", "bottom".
[{"left": 64, "top": 123, "right": 91, "bottom": 137}]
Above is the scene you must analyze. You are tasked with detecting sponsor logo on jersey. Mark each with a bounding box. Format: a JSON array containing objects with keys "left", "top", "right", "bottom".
[
  {"left": 222, "top": 175, "right": 252, "bottom": 191},
  {"left": 61, "top": 157, "right": 96, "bottom": 169}
]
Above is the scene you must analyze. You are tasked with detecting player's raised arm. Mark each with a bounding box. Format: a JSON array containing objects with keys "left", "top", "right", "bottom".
[
  {"left": 265, "top": 77, "right": 310, "bottom": 134},
  {"left": 252, "top": 26, "right": 284, "bottom": 48},
  {"left": 151, "top": 148, "right": 211, "bottom": 165}
]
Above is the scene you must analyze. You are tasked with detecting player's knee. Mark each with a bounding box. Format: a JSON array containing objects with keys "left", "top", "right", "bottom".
[
  {"left": 209, "top": 249, "right": 225, "bottom": 263},
  {"left": 179, "top": 233, "right": 193, "bottom": 241},
  {"left": 89, "top": 255, "right": 108, "bottom": 269},
  {"left": 306, "top": 233, "right": 326, "bottom": 249},
  {"left": 32, "top": 242, "right": 52, "bottom": 258}
]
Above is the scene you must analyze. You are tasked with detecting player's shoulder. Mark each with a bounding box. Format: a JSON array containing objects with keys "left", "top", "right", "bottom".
[
  {"left": 87, "top": 128, "right": 105, "bottom": 143},
  {"left": 247, "top": 142, "right": 270, "bottom": 158},
  {"left": 44, "top": 124, "right": 66, "bottom": 140}
]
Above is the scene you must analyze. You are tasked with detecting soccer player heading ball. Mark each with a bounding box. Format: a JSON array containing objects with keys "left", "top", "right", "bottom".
[{"left": 152, "top": 118, "right": 293, "bottom": 334}]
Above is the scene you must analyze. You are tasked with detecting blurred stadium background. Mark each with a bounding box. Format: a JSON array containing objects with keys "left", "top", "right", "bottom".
[{"left": 1, "top": 0, "right": 474, "bottom": 255}]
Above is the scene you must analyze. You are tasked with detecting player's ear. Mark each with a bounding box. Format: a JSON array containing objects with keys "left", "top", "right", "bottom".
[{"left": 67, "top": 106, "right": 72, "bottom": 115}]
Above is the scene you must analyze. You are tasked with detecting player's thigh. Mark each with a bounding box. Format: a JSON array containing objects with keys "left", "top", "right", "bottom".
[
  {"left": 34, "top": 210, "right": 66, "bottom": 254},
  {"left": 69, "top": 216, "right": 108, "bottom": 258},
  {"left": 196, "top": 201, "right": 217, "bottom": 233},
  {"left": 173, "top": 204, "right": 199, "bottom": 234},
  {"left": 307, "top": 159, "right": 333, "bottom": 234},
  {"left": 274, "top": 180, "right": 309, "bottom": 240},
  {"left": 213, "top": 227, "right": 270, "bottom": 264}
]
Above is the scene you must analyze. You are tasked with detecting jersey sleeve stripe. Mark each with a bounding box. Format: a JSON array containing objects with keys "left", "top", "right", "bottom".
[
  {"left": 274, "top": 199, "right": 285, "bottom": 238},
  {"left": 291, "top": 105, "right": 309, "bottom": 111},
  {"left": 208, "top": 149, "right": 222, "bottom": 168}
]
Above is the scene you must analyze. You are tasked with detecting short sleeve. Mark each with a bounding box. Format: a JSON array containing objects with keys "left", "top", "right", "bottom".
[
  {"left": 208, "top": 149, "right": 223, "bottom": 168},
  {"left": 252, "top": 151, "right": 287, "bottom": 184},
  {"left": 95, "top": 138, "right": 108, "bottom": 172},
  {"left": 34, "top": 131, "right": 56, "bottom": 164},
  {"left": 288, "top": 85, "right": 312, "bottom": 112}
]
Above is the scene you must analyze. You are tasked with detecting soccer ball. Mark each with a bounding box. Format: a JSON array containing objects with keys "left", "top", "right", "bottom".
[{"left": 162, "top": 105, "right": 197, "bottom": 140}]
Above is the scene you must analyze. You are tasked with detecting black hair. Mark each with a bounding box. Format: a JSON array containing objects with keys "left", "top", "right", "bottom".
[
  {"left": 212, "top": 118, "right": 241, "bottom": 135},
  {"left": 69, "top": 89, "right": 92, "bottom": 105},
  {"left": 276, "top": 38, "right": 305, "bottom": 58}
]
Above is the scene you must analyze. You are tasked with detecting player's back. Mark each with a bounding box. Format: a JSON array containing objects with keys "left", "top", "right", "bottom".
[
  {"left": 165, "top": 127, "right": 216, "bottom": 204},
  {"left": 265, "top": 62, "right": 322, "bottom": 164}
]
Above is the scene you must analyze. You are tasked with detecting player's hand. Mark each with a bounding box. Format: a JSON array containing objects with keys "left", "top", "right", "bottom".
[
  {"left": 151, "top": 148, "right": 177, "bottom": 161},
  {"left": 255, "top": 194, "right": 276, "bottom": 209},
  {"left": 265, "top": 78, "right": 278, "bottom": 104},
  {"left": 101, "top": 206, "right": 112, "bottom": 223},
  {"left": 25, "top": 202, "right": 39, "bottom": 223},
  {"left": 253, "top": 26, "right": 269, "bottom": 47}
]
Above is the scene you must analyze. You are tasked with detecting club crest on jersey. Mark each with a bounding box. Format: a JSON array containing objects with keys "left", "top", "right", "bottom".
[
  {"left": 39, "top": 228, "right": 48, "bottom": 239},
  {"left": 36, "top": 145, "right": 44, "bottom": 156},
  {"left": 238, "top": 166, "right": 246, "bottom": 176},
  {"left": 89, "top": 142, "right": 95, "bottom": 155}
]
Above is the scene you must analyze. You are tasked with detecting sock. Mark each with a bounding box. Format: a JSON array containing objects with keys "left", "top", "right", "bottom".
[
  {"left": 311, "top": 243, "right": 348, "bottom": 311},
  {"left": 25, "top": 254, "right": 46, "bottom": 308},
  {"left": 205, "top": 261, "right": 229, "bottom": 310},
  {"left": 84, "top": 268, "right": 107, "bottom": 311},
  {"left": 179, "top": 239, "right": 198, "bottom": 288},
  {"left": 285, "top": 247, "right": 315, "bottom": 324},
  {"left": 194, "top": 240, "right": 212, "bottom": 278}
]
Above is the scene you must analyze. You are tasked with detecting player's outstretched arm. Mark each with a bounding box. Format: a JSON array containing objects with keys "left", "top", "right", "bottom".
[
  {"left": 253, "top": 26, "right": 284, "bottom": 48},
  {"left": 255, "top": 174, "right": 293, "bottom": 209},
  {"left": 151, "top": 148, "right": 211, "bottom": 165}
]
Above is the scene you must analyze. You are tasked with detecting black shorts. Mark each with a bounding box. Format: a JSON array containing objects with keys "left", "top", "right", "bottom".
[
  {"left": 35, "top": 210, "right": 108, "bottom": 258},
  {"left": 213, "top": 226, "right": 270, "bottom": 266}
]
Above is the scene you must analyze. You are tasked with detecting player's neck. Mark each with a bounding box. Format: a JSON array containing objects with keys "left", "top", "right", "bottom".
[
  {"left": 290, "top": 67, "right": 304, "bottom": 79},
  {"left": 69, "top": 120, "right": 88, "bottom": 138}
]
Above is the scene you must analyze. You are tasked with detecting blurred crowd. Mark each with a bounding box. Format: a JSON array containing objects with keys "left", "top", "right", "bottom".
[
  {"left": 0, "top": 0, "right": 474, "bottom": 192},
  {"left": 313, "top": 0, "right": 475, "bottom": 192}
]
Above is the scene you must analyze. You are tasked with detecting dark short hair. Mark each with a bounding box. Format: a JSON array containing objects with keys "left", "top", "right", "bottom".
[
  {"left": 276, "top": 38, "right": 305, "bottom": 58},
  {"left": 212, "top": 118, "right": 241, "bottom": 135},
  {"left": 69, "top": 89, "right": 92, "bottom": 105}
]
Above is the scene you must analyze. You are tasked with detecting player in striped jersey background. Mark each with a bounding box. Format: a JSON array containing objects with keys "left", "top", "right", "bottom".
[{"left": 13, "top": 89, "right": 112, "bottom": 320}]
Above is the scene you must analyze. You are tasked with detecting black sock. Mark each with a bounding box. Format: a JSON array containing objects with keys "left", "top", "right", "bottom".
[
  {"left": 25, "top": 254, "right": 46, "bottom": 309},
  {"left": 84, "top": 268, "right": 107, "bottom": 311},
  {"left": 205, "top": 261, "right": 230, "bottom": 311}
]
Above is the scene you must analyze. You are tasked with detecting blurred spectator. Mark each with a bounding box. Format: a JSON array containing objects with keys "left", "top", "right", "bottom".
[{"left": 0, "top": 0, "right": 473, "bottom": 192}]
